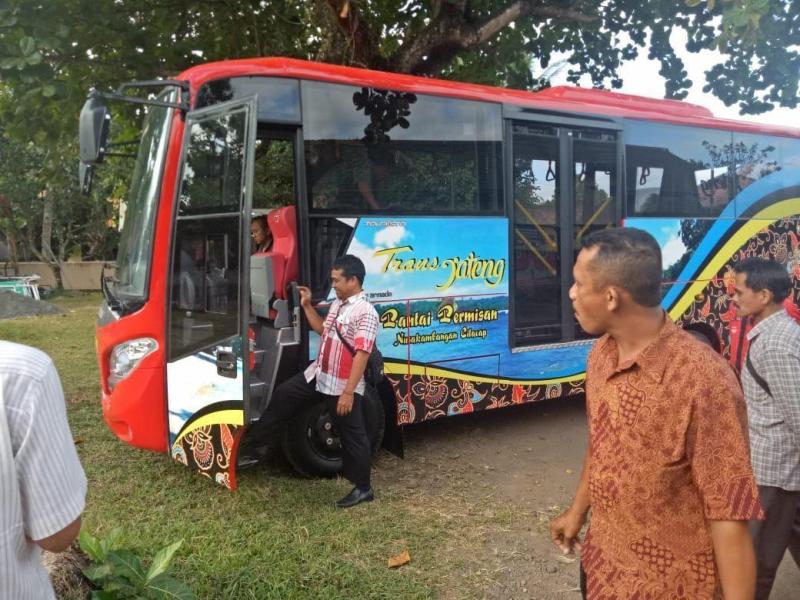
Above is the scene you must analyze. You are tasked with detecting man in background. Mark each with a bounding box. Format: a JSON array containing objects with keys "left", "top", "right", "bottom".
[
  {"left": 1, "top": 340, "right": 87, "bottom": 600},
  {"left": 550, "top": 228, "right": 762, "bottom": 599},
  {"left": 733, "top": 257, "right": 800, "bottom": 599}
]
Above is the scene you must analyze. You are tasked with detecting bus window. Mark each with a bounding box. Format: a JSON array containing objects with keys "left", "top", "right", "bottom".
[
  {"left": 625, "top": 121, "right": 733, "bottom": 217},
  {"left": 253, "top": 136, "right": 296, "bottom": 211},
  {"left": 171, "top": 219, "right": 240, "bottom": 356},
  {"left": 308, "top": 218, "right": 354, "bottom": 299},
  {"left": 301, "top": 81, "right": 503, "bottom": 214},
  {"left": 573, "top": 129, "right": 617, "bottom": 339},
  {"left": 178, "top": 111, "right": 247, "bottom": 216},
  {"left": 573, "top": 130, "right": 616, "bottom": 243},
  {"left": 511, "top": 122, "right": 561, "bottom": 345},
  {"left": 782, "top": 137, "right": 800, "bottom": 170},
  {"left": 730, "top": 133, "right": 792, "bottom": 217},
  {"left": 730, "top": 132, "right": 781, "bottom": 191},
  {"left": 170, "top": 106, "right": 248, "bottom": 359},
  {"left": 195, "top": 77, "right": 301, "bottom": 123}
]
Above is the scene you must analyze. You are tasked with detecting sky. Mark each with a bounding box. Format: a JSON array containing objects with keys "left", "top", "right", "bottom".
[{"left": 547, "top": 29, "right": 798, "bottom": 128}]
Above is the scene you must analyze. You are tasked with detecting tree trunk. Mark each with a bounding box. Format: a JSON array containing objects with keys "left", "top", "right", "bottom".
[{"left": 41, "top": 193, "right": 63, "bottom": 290}]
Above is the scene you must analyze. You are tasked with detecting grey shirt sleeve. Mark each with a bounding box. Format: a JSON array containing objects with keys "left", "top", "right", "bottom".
[{"left": 15, "top": 362, "right": 87, "bottom": 541}]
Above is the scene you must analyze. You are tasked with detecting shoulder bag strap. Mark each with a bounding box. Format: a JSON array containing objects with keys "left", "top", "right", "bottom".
[
  {"left": 331, "top": 316, "right": 357, "bottom": 356},
  {"left": 745, "top": 334, "right": 772, "bottom": 397}
]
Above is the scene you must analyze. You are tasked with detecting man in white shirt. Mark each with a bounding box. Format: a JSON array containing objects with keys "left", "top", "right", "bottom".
[{"left": 1, "top": 340, "right": 87, "bottom": 600}]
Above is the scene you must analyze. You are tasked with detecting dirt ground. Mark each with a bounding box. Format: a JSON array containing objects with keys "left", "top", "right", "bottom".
[{"left": 374, "top": 395, "right": 800, "bottom": 599}]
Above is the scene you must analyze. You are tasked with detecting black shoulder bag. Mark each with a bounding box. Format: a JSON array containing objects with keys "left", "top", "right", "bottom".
[
  {"left": 745, "top": 334, "right": 772, "bottom": 397},
  {"left": 331, "top": 318, "right": 384, "bottom": 386}
]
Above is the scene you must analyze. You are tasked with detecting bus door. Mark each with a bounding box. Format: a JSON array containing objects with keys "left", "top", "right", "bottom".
[
  {"left": 509, "top": 118, "right": 620, "bottom": 345},
  {"left": 246, "top": 126, "right": 303, "bottom": 434},
  {"left": 570, "top": 127, "right": 620, "bottom": 337},
  {"left": 166, "top": 97, "right": 257, "bottom": 490}
]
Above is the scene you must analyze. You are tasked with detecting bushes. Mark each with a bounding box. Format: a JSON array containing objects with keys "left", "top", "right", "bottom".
[{"left": 79, "top": 529, "right": 194, "bottom": 600}]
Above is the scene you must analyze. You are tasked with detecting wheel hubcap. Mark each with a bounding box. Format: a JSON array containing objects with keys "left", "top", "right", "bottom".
[{"left": 308, "top": 410, "right": 341, "bottom": 458}]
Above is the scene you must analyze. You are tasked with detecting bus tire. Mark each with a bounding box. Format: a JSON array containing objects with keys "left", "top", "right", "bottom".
[{"left": 282, "top": 385, "right": 385, "bottom": 478}]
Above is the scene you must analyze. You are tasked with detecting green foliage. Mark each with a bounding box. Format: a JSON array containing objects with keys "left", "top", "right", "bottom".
[
  {"left": 253, "top": 139, "right": 295, "bottom": 209},
  {"left": 0, "top": 1, "right": 796, "bottom": 149},
  {"left": 0, "top": 0, "right": 796, "bottom": 276},
  {"left": 79, "top": 529, "right": 194, "bottom": 600},
  {"left": 0, "top": 131, "right": 120, "bottom": 265}
]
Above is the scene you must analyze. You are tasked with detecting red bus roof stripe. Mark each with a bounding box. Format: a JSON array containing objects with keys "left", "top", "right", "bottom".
[{"left": 177, "top": 57, "right": 800, "bottom": 138}]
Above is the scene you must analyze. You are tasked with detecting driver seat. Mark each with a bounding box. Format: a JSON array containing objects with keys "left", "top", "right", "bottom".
[{"left": 263, "top": 205, "right": 298, "bottom": 301}]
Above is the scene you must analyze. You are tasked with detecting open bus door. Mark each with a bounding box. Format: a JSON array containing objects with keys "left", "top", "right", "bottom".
[{"left": 166, "top": 97, "right": 257, "bottom": 490}]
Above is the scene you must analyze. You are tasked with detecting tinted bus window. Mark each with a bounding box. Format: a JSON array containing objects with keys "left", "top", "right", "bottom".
[
  {"left": 731, "top": 133, "right": 800, "bottom": 216},
  {"left": 178, "top": 110, "right": 247, "bottom": 216},
  {"left": 302, "top": 81, "right": 503, "bottom": 214},
  {"left": 512, "top": 124, "right": 561, "bottom": 344},
  {"left": 625, "top": 121, "right": 733, "bottom": 217},
  {"left": 196, "top": 77, "right": 301, "bottom": 123},
  {"left": 171, "top": 106, "right": 248, "bottom": 359},
  {"left": 731, "top": 132, "right": 781, "bottom": 193},
  {"left": 782, "top": 137, "right": 800, "bottom": 171}
]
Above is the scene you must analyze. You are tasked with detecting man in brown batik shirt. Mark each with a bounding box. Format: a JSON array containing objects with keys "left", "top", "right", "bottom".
[{"left": 550, "top": 228, "right": 763, "bottom": 600}]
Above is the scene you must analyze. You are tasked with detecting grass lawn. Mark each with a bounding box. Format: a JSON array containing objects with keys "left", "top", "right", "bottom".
[{"left": 1, "top": 293, "right": 495, "bottom": 599}]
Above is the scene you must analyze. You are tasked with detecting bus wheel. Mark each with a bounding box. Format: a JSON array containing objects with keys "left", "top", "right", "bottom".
[{"left": 282, "top": 385, "right": 385, "bottom": 477}]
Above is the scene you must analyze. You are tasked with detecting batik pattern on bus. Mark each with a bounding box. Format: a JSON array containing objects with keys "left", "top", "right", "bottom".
[
  {"left": 678, "top": 218, "right": 800, "bottom": 357},
  {"left": 166, "top": 347, "right": 245, "bottom": 490},
  {"left": 386, "top": 369, "right": 585, "bottom": 423},
  {"left": 172, "top": 422, "right": 243, "bottom": 490}
]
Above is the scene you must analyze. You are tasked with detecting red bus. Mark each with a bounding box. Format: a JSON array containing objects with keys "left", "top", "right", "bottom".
[{"left": 80, "top": 58, "right": 800, "bottom": 489}]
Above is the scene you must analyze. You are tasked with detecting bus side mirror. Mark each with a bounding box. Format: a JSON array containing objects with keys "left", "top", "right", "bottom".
[
  {"left": 79, "top": 92, "right": 111, "bottom": 165},
  {"left": 79, "top": 161, "right": 94, "bottom": 195}
]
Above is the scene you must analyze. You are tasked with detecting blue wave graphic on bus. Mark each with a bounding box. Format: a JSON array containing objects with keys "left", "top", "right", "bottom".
[
  {"left": 656, "top": 168, "right": 800, "bottom": 309},
  {"left": 377, "top": 302, "right": 591, "bottom": 380}
]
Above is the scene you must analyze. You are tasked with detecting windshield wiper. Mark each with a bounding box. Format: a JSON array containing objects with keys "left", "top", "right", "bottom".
[
  {"left": 100, "top": 263, "right": 126, "bottom": 312},
  {"left": 101, "top": 274, "right": 120, "bottom": 311}
]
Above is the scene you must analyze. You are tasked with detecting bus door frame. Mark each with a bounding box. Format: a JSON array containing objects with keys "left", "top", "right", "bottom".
[
  {"left": 503, "top": 106, "right": 624, "bottom": 343},
  {"left": 164, "top": 95, "right": 257, "bottom": 490},
  {"left": 245, "top": 122, "right": 309, "bottom": 425}
]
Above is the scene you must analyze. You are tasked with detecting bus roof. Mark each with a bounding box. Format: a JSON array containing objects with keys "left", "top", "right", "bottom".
[{"left": 178, "top": 57, "right": 800, "bottom": 138}]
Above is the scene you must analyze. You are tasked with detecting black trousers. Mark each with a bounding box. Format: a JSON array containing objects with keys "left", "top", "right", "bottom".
[
  {"left": 251, "top": 372, "right": 372, "bottom": 489},
  {"left": 750, "top": 485, "right": 800, "bottom": 600}
]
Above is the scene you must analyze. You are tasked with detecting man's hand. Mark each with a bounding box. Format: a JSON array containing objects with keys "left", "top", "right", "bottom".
[
  {"left": 297, "top": 286, "right": 324, "bottom": 334},
  {"left": 297, "top": 285, "right": 312, "bottom": 308},
  {"left": 550, "top": 506, "right": 588, "bottom": 555},
  {"left": 337, "top": 391, "right": 355, "bottom": 416}
]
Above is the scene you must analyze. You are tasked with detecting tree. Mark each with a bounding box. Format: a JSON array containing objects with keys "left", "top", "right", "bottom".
[
  {"left": 316, "top": 0, "right": 797, "bottom": 113},
  {"left": 0, "top": 1, "right": 797, "bottom": 140},
  {"left": 0, "top": 130, "right": 120, "bottom": 287},
  {"left": 0, "top": 1, "right": 797, "bottom": 277}
]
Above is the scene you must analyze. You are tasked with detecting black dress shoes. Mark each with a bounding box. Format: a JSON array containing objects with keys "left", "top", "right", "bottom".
[{"left": 335, "top": 486, "right": 374, "bottom": 508}]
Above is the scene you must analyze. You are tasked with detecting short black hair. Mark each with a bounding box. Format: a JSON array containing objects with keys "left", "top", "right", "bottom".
[
  {"left": 733, "top": 257, "right": 791, "bottom": 303},
  {"left": 581, "top": 228, "right": 663, "bottom": 307},
  {"left": 331, "top": 254, "right": 366, "bottom": 286}
]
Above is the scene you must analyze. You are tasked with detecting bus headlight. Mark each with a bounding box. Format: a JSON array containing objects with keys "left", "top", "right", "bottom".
[{"left": 108, "top": 338, "right": 157, "bottom": 390}]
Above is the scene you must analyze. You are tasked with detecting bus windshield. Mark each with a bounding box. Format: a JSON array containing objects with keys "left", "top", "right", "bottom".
[{"left": 113, "top": 93, "right": 174, "bottom": 308}]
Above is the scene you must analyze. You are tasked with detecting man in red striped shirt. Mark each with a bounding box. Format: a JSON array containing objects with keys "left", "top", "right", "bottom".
[{"left": 252, "top": 255, "right": 379, "bottom": 508}]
